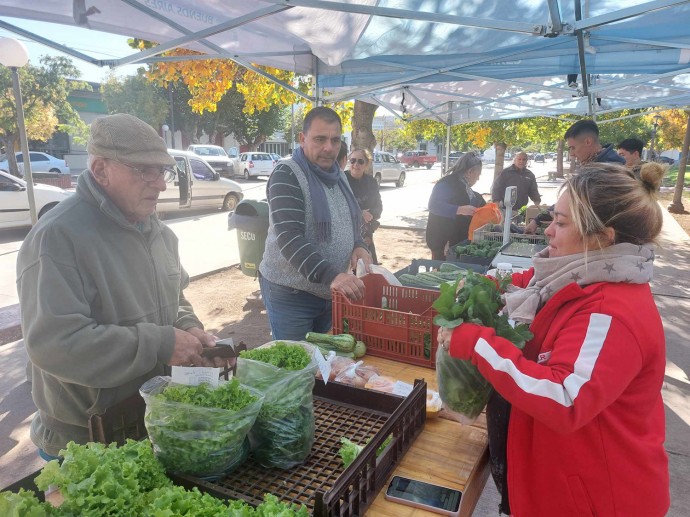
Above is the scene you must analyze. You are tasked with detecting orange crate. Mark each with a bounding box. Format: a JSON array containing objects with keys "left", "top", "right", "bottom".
[{"left": 332, "top": 274, "right": 440, "bottom": 368}]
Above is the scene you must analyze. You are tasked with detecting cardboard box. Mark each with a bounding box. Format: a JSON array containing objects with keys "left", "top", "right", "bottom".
[{"left": 525, "top": 204, "right": 550, "bottom": 224}]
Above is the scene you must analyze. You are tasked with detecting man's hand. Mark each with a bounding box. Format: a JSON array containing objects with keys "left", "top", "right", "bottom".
[
  {"left": 187, "top": 326, "right": 217, "bottom": 347},
  {"left": 456, "top": 205, "right": 477, "bottom": 216},
  {"left": 331, "top": 272, "right": 365, "bottom": 301},
  {"left": 524, "top": 220, "right": 538, "bottom": 235},
  {"left": 437, "top": 326, "right": 453, "bottom": 351},
  {"left": 362, "top": 209, "right": 374, "bottom": 223},
  {"left": 169, "top": 328, "right": 216, "bottom": 367},
  {"left": 350, "top": 247, "right": 373, "bottom": 271}
]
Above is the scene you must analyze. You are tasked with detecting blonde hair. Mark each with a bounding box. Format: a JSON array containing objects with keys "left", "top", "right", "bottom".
[
  {"left": 563, "top": 162, "right": 665, "bottom": 247},
  {"left": 349, "top": 148, "right": 372, "bottom": 163}
]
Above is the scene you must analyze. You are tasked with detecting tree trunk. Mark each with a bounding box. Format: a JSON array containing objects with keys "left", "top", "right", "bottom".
[
  {"left": 668, "top": 111, "right": 690, "bottom": 214},
  {"left": 556, "top": 139, "right": 564, "bottom": 179},
  {"left": 3, "top": 135, "right": 21, "bottom": 177},
  {"left": 494, "top": 142, "right": 507, "bottom": 180},
  {"left": 351, "top": 100, "right": 378, "bottom": 154}
]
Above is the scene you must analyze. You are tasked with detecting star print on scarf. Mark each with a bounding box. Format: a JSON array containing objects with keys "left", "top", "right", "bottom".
[{"left": 503, "top": 242, "right": 655, "bottom": 323}]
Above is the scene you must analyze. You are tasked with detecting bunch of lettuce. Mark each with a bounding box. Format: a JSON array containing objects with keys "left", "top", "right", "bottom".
[
  {"left": 34, "top": 439, "right": 170, "bottom": 516},
  {"left": 7, "top": 439, "right": 311, "bottom": 516},
  {"left": 339, "top": 434, "right": 393, "bottom": 468},
  {"left": 141, "top": 377, "right": 264, "bottom": 477},
  {"left": 239, "top": 342, "right": 310, "bottom": 370},
  {"left": 236, "top": 342, "right": 317, "bottom": 469},
  {"left": 433, "top": 271, "right": 533, "bottom": 422}
]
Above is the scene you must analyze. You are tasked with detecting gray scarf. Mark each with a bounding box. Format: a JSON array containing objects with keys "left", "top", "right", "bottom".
[
  {"left": 292, "top": 146, "right": 362, "bottom": 243},
  {"left": 504, "top": 243, "right": 655, "bottom": 323}
]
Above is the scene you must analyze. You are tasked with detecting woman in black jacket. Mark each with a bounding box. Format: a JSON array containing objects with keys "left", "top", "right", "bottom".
[
  {"left": 426, "top": 153, "right": 485, "bottom": 260},
  {"left": 345, "top": 149, "right": 383, "bottom": 264}
]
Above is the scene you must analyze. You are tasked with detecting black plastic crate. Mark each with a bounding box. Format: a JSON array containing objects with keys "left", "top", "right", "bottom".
[
  {"left": 445, "top": 239, "right": 499, "bottom": 266},
  {"left": 394, "top": 258, "right": 487, "bottom": 278}
]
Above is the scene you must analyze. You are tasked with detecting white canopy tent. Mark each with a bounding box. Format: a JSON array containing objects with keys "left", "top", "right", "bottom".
[{"left": 1, "top": 0, "right": 689, "bottom": 124}]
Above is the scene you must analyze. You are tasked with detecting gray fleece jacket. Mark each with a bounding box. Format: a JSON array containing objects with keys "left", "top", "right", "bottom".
[{"left": 16, "top": 172, "right": 202, "bottom": 456}]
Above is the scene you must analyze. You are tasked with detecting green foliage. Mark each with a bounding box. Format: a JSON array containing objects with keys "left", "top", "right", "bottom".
[
  {"left": 339, "top": 434, "right": 393, "bottom": 468},
  {"left": 0, "top": 56, "right": 89, "bottom": 174},
  {"left": 101, "top": 70, "right": 169, "bottom": 129},
  {"left": 239, "top": 342, "right": 311, "bottom": 370},
  {"left": 454, "top": 240, "right": 502, "bottom": 258}
]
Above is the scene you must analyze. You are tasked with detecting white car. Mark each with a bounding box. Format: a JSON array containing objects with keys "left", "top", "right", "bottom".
[
  {"left": 156, "top": 150, "right": 244, "bottom": 214},
  {"left": 187, "top": 145, "right": 236, "bottom": 177},
  {"left": 0, "top": 151, "right": 70, "bottom": 176},
  {"left": 238, "top": 152, "right": 276, "bottom": 180},
  {"left": 0, "top": 169, "right": 72, "bottom": 229},
  {"left": 372, "top": 151, "right": 405, "bottom": 188}
]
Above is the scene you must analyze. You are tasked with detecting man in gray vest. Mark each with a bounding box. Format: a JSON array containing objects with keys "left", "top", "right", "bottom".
[{"left": 259, "top": 107, "right": 372, "bottom": 340}]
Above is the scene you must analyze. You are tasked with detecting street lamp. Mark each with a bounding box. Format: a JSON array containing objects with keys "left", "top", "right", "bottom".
[{"left": 0, "top": 37, "right": 38, "bottom": 225}]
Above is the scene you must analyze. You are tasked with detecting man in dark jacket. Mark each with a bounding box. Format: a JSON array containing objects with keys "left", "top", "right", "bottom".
[
  {"left": 491, "top": 152, "right": 541, "bottom": 210},
  {"left": 565, "top": 119, "right": 626, "bottom": 166},
  {"left": 526, "top": 120, "right": 625, "bottom": 233}
]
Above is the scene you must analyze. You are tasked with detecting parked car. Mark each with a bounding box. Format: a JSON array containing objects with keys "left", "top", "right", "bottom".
[
  {"left": 441, "top": 151, "right": 465, "bottom": 174},
  {"left": 269, "top": 153, "right": 283, "bottom": 162},
  {"left": 534, "top": 153, "right": 545, "bottom": 163},
  {"left": 0, "top": 151, "right": 70, "bottom": 176},
  {"left": 399, "top": 150, "right": 437, "bottom": 169},
  {"left": 658, "top": 156, "right": 676, "bottom": 165},
  {"left": 372, "top": 151, "right": 406, "bottom": 187},
  {"left": 156, "top": 150, "right": 244, "bottom": 214},
  {"left": 238, "top": 152, "right": 276, "bottom": 180},
  {"left": 0, "top": 169, "right": 72, "bottom": 229},
  {"left": 187, "top": 145, "right": 236, "bottom": 177}
]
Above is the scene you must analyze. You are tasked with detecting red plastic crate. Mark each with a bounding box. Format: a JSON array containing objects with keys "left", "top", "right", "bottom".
[{"left": 332, "top": 274, "right": 440, "bottom": 368}]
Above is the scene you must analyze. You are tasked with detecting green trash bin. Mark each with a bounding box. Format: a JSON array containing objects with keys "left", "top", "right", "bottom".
[{"left": 228, "top": 200, "right": 270, "bottom": 277}]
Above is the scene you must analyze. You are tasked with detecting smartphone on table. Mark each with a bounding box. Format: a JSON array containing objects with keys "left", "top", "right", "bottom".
[{"left": 385, "top": 475, "right": 463, "bottom": 516}]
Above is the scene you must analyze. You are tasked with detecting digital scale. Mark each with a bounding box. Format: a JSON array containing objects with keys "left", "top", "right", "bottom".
[{"left": 490, "top": 186, "right": 548, "bottom": 270}]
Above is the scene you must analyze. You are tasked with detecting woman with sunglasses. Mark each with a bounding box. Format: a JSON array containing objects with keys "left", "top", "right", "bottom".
[
  {"left": 345, "top": 149, "right": 383, "bottom": 264},
  {"left": 426, "top": 152, "right": 485, "bottom": 260}
]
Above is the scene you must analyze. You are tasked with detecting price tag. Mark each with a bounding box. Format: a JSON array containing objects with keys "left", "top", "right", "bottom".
[
  {"left": 392, "top": 381, "right": 414, "bottom": 397},
  {"left": 314, "top": 348, "right": 332, "bottom": 385},
  {"left": 171, "top": 366, "right": 222, "bottom": 387}
]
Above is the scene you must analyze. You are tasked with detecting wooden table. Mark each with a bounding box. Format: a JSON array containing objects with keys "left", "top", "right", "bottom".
[{"left": 363, "top": 356, "right": 490, "bottom": 516}]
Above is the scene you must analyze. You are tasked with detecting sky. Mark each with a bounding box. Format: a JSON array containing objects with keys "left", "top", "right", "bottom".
[{"left": 0, "top": 17, "right": 141, "bottom": 83}]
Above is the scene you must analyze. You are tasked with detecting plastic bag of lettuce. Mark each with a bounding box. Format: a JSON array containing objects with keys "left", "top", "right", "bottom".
[
  {"left": 140, "top": 376, "right": 264, "bottom": 477},
  {"left": 433, "top": 272, "right": 532, "bottom": 424},
  {"left": 236, "top": 341, "right": 317, "bottom": 469}
]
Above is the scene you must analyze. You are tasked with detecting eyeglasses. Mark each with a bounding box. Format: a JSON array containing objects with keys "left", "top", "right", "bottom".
[
  {"left": 112, "top": 160, "right": 175, "bottom": 182},
  {"left": 349, "top": 158, "right": 366, "bottom": 165}
]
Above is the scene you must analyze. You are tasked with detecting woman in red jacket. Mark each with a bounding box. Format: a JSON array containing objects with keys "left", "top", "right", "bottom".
[{"left": 439, "top": 162, "right": 670, "bottom": 516}]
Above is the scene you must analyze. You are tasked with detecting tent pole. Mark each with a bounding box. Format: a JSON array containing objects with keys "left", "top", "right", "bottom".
[{"left": 444, "top": 102, "right": 453, "bottom": 177}]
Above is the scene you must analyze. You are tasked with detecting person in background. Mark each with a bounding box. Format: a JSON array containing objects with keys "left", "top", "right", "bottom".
[
  {"left": 525, "top": 119, "right": 625, "bottom": 234},
  {"left": 16, "top": 113, "right": 222, "bottom": 460},
  {"left": 491, "top": 151, "right": 541, "bottom": 212},
  {"left": 426, "top": 153, "right": 486, "bottom": 260},
  {"left": 438, "top": 162, "right": 669, "bottom": 516},
  {"left": 346, "top": 148, "right": 383, "bottom": 264},
  {"left": 259, "top": 107, "right": 372, "bottom": 340},
  {"left": 564, "top": 119, "right": 625, "bottom": 166},
  {"left": 617, "top": 137, "right": 645, "bottom": 178},
  {"left": 337, "top": 139, "right": 349, "bottom": 171}
]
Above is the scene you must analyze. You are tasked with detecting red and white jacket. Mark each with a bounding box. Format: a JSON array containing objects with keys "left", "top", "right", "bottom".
[{"left": 449, "top": 269, "right": 669, "bottom": 517}]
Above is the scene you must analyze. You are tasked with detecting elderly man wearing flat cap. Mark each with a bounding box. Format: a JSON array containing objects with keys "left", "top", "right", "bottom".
[{"left": 17, "top": 113, "right": 221, "bottom": 460}]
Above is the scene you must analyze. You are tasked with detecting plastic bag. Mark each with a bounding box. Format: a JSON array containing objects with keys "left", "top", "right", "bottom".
[
  {"left": 316, "top": 355, "right": 356, "bottom": 381},
  {"left": 334, "top": 360, "right": 380, "bottom": 388},
  {"left": 235, "top": 341, "right": 318, "bottom": 469},
  {"left": 468, "top": 202, "right": 503, "bottom": 238},
  {"left": 436, "top": 346, "right": 493, "bottom": 425},
  {"left": 140, "top": 376, "right": 264, "bottom": 477}
]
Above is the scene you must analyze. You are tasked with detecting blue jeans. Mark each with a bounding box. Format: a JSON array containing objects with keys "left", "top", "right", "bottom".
[{"left": 259, "top": 275, "right": 332, "bottom": 341}]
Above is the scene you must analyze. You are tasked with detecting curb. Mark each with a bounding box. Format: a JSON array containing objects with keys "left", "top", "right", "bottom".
[{"left": 0, "top": 303, "right": 21, "bottom": 345}]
